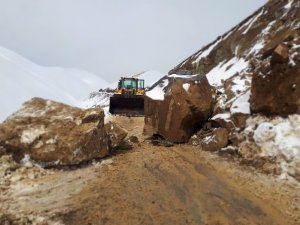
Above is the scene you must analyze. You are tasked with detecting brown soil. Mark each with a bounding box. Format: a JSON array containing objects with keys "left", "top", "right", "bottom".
[{"left": 1, "top": 116, "right": 299, "bottom": 225}]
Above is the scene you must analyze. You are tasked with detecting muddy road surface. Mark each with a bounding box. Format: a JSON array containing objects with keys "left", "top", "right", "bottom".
[{"left": 1, "top": 116, "right": 299, "bottom": 225}]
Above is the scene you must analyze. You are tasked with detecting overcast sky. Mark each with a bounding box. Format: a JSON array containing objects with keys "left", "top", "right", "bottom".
[{"left": 0, "top": 0, "right": 265, "bottom": 82}]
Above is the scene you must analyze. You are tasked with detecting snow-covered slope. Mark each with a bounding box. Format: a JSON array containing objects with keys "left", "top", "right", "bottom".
[{"left": 0, "top": 46, "right": 108, "bottom": 122}]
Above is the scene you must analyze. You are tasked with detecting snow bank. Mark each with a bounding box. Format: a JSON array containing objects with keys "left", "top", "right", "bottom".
[
  {"left": 230, "top": 91, "right": 250, "bottom": 115},
  {"left": 248, "top": 115, "right": 300, "bottom": 161}
]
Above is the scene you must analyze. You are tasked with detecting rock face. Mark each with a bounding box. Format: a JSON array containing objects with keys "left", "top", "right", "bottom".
[
  {"left": 0, "top": 98, "right": 109, "bottom": 166},
  {"left": 251, "top": 42, "right": 300, "bottom": 116},
  {"left": 145, "top": 75, "right": 215, "bottom": 142},
  {"left": 105, "top": 121, "right": 128, "bottom": 149}
]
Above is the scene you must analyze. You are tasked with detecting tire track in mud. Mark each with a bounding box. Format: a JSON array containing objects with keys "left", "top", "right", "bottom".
[{"left": 145, "top": 149, "right": 280, "bottom": 225}]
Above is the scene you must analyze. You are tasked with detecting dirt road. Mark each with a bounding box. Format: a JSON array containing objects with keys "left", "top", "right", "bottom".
[{"left": 1, "top": 116, "right": 299, "bottom": 225}]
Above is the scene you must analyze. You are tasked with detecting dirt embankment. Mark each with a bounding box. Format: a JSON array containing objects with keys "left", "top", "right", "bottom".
[{"left": 1, "top": 116, "right": 299, "bottom": 225}]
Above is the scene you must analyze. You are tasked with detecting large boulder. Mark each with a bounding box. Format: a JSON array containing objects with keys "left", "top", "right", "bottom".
[
  {"left": 144, "top": 75, "right": 215, "bottom": 142},
  {"left": 251, "top": 43, "right": 300, "bottom": 116},
  {"left": 105, "top": 121, "right": 128, "bottom": 150},
  {"left": 0, "top": 98, "right": 109, "bottom": 166}
]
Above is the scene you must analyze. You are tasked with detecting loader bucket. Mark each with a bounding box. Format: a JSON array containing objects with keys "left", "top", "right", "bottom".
[{"left": 109, "top": 95, "right": 144, "bottom": 116}]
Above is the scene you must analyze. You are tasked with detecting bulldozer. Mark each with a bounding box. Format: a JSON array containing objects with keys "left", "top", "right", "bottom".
[{"left": 109, "top": 77, "right": 145, "bottom": 116}]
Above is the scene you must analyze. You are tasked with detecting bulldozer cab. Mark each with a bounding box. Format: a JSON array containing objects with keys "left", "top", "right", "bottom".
[
  {"left": 109, "top": 77, "right": 145, "bottom": 116},
  {"left": 118, "top": 78, "right": 144, "bottom": 90}
]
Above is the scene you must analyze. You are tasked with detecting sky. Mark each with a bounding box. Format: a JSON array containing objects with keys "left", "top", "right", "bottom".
[{"left": 0, "top": 0, "right": 266, "bottom": 82}]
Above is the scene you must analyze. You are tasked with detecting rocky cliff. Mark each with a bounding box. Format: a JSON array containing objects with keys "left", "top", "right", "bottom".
[{"left": 145, "top": 0, "right": 300, "bottom": 180}]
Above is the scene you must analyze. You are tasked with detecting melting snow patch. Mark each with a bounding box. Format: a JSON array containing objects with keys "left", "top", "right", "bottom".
[
  {"left": 146, "top": 79, "right": 169, "bottom": 101},
  {"left": 182, "top": 83, "right": 190, "bottom": 92},
  {"left": 21, "top": 126, "right": 46, "bottom": 144},
  {"left": 192, "top": 39, "right": 221, "bottom": 64},
  {"left": 242, "top": 9, "right": 264, "bottom": 35},
  {"left": 230, "top": 91, "right": 250, "bottom": 115},
  {"left": 248, "top": 40, "right": 265, "bottom": 56},
  {"left": 284, "top": 0, "right": 293, "bottom": 9},
  {"left": 20, "top": 154, "right": 31, "bottom": 164},
  {"left": 206, "top": 57, "right": 248, "bottom": 87},
  {"left": 212, "top": 113, "right": 231, "bottom": 121},
  {"left": 248, "top": 115, "right": 300, "bottom": 161}
]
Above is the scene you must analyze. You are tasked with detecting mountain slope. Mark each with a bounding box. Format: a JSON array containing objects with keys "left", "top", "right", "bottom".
[
  {"left": 0, "top": 46, "right": 108, "bottom": 122},
  {"left": 146, "top": 0, "right": 300, "bottom": 179}
]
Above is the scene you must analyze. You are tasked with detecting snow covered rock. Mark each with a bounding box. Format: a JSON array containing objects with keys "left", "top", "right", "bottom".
[
  {"left": 144, "top": 75, "right": 215, "bottom": 142},
  {"left": 190, "top": 128, "right": 228, "bottom": 152},
  {"left": 0, "top": 98, "right": 109, "bottom": 166}
]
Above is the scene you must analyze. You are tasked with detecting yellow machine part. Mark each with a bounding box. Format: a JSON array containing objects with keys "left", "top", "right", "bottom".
[{"left": 114, "top": 89, "right": 145, "bottom": 95}]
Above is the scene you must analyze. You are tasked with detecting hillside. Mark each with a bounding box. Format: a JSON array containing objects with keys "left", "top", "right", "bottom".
[
  {"left": 0, "top": 46, "right": 108, "bottom": 122},
  {"left": 1, "top": 1, "right": 300, "bottom": 224},
  {"left": 145, "top": 0, "right": 300, "bottom": 180}
]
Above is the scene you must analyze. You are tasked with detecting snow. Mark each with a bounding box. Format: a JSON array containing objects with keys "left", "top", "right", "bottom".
[
  {"left": 206, "top": 57, "right": 249, "bottom": 87},
  {"left": 168, "top": 74, "right": 199, "bottom": 79},
  {"left": 0, "top": 46, "right": 109, "bottom": 122},
  {"left": 211, "top": 113, "right": 231, "bottom": 121},
  {"left": 146, "top": 79, "right": 169, "bottom": 100},
  {"left": 230, "top": 91, "right": 250, "bottom": 115},
  {"left": 82, "top": 91, "right": 113, "bottom": 109},
  {"left": 284, "top": 0, "right": 293, "bottom": 9},
  {"left": 248, "top": 115, "right": 300, "bottom": 161},
  {"left": 261, "top": 21, "right": 276, "bottom": 35},
  {"left": 192, "top": 39, "right": 222, "bottom": 64},
  {"left": 248, "top": 40, "right": 265, "bottom": 56},
  {"left": 231, "top": 76, "right": 250, "bottom": 95},
  {"left": 21, "top": 126, "right": 46, "bottom": 144},
  {"left": 242, "top": 9, "right": 264, "bottom": 35},
  {"left": 182, "top": 83, "right": 190, "bottom": 92}
]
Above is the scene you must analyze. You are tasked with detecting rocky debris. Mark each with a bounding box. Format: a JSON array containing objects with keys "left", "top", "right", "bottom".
[
  {"left": 0, "top": 155, "right": 20, "bottom": 179},
  {"left": 151, "top": 138, "right": 174, "bottom": 148},
  {"left": 1, "top": 155, "right": 49, "bottom": 200},
  {"left": 145, "top": 75, "right": 215, "bottom": 142},
  {"left": 232, "top": 113, "right": 248, "bottom": 130},
  {"left": 288, "top": 158, "right": 300, "bottom": 182},
  {"left": 0, "top": 98, "right": 109, "bottom": 166},
  {"left": 190, "top": 128, "right": 228, "bottom": 151},
  {"left": 0, "top": 213, "right": 57, "bottom": 225},
  {"left": 251, "top": 43, "right": 300, "bottom": 116},
  {"left": 105, "top": 121, "right": 128, "bottom": 150},
  {"left": 128, "top": 136, "right": 139, "bottom": 143},
  {"left": 154, "top": 0, "right": 300, "bottom": 180},
  {"left": 238, "top": 142, "right": 261, "bottom": 162},
  {"left": 0, "top": 146, "right": 7, "bottom": 157}
]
